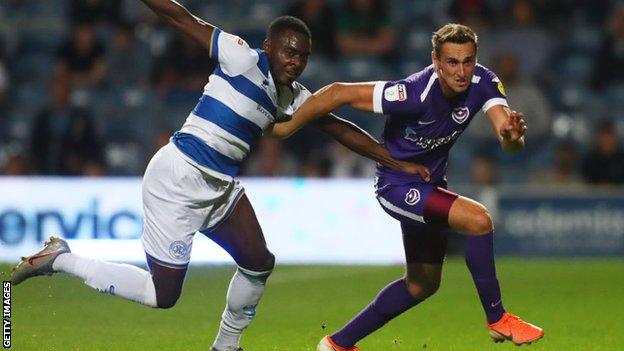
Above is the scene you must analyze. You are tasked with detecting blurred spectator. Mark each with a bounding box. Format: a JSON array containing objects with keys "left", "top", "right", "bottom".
[
  {"left": 30, "top": 78, "right": 105, "bottom": 175},
  {"left": 468, "top": 52, "right": 551, "bottom": 144},
  {"left": 69, "top": 0, "right": 122, "bottom": 25},
  {"left": 581, "top": 121, "right": 624, "bottom": 185},
  {"left": 107, "top": 21, "right": 151, "bottom": 88},
  {"left": 2, "top": 152, "right": 31, "bottom": 175},
  {"left": 470, "top": 153, "right": 498, "bottom": 186},
  {"left": 533, "top": 0, "right": 609, "bottom": 26},
  {"left": 0, "top": 47, "right": 7, "bottom": 116},
  {"left": 327, "top": 142, "right": 375, "bottom": 178},
  {"left": 447, "top": 0, "right": 494, "bottom": 29},
  {"left": 287, "top": 0, "right": 337, "bottom": 59},
  {"left": 480, "top": 0, "right": 552, "bottom": 79},
  {"left": 335, "top": 0, "right": 395, "bottom": 57},
  {"left": 300, "top": 156, "right": 331, "bottom": 177},
  {"left": 241, "top": 138, "right": 297, "bottom": 177},
  {"left": 153, "top": 34, "right": 215, "bottom": 103},
  {"left": 591, "top": 3, "right": 624, "bottom": 91},
  {"left": 55, "top": 21, "right": 108, "bottom": 87},
  {"left": 529, "top": 140, "right": 583, "bottom": 186}
]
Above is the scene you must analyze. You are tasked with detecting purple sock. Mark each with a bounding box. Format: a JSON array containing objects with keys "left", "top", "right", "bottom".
[
  {"left": 332, "top": 278, "right": 421, "bottom": 348},
  {"left": 465, "top": 232, "right": 505, "bottom": 324}
]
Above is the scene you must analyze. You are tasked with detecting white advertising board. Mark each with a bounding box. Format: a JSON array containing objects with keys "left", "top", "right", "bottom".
[{"left": 0, "top": 177, "right": 404, "bottom": 264}]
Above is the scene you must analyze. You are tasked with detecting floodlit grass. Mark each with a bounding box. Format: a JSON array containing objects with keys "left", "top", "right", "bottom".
[{"left": 3, "top": 258, "right": 623, "bottom": 350}]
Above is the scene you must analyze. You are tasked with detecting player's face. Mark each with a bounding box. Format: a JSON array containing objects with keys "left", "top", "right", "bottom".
[
  {"left": 264, "top": 30, "right": 311, "bottom": 86},
  {"left": 432, "top": 42, "right": 477, "bottom": 97}
]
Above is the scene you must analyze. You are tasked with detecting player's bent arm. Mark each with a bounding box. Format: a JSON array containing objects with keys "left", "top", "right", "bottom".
[
  {"left": 486, "top": 105, "right": 525, "bottom": 153},
  {"left": 269, "top": 82, "right": 376, "bottom": 139},
  {"left": 312, "top": 114, "right": 431, "bottom": 180},
  {"left": 140, "top": 0, "right": 216, "bottom": 51}
]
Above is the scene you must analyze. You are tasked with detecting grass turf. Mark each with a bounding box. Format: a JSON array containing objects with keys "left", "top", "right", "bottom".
[{"left": 2, "top": 258, "right": 623, "bottom": 350}]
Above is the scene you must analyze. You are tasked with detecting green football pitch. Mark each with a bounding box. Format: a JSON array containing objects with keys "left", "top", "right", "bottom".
[{"left": 3, "top": 258, "right": 623, "bottom": 351}]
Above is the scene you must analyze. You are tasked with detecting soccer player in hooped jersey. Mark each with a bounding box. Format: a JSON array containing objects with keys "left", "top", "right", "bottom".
[
  {"left": 272, "top": 24, "right": 544, "bottom": 350},
  {"left": 10, "top": 1, "right": 430, "bottom": 351}
]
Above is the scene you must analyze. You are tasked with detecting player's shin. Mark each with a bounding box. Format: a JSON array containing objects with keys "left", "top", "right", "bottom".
[
  {"left": 212, "top": 266, "right": 272, "bottom": 351},
  {"left": 465, "top": 232, "right": 505, "bottom": 323},
  {"left": 53, "top": 253, "right": 157, "bottom": 307},
  {"left": 331, "top": 278, "right": 422, "bottom": 348}
]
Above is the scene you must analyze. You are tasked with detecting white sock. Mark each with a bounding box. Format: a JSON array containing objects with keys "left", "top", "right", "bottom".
[
  {"left": 212, "top": 266, "right": 271, "bottom": 351},
  {"left": 53, "top": 253, "right": 157, "bottom": 307}
]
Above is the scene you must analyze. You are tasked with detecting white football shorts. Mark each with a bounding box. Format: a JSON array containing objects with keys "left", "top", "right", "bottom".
[{"left": 141, "top": 142, "right": 244, "bottom": 268}]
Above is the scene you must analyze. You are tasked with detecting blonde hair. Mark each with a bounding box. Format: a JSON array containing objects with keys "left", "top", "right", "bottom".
[{"left": 432, "top": 23, "right": 478, "bottom": 55}]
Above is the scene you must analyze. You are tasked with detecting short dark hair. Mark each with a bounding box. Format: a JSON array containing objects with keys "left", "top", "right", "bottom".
[{"left": 266, "top": 16, "right": 311, "bottom": 40}]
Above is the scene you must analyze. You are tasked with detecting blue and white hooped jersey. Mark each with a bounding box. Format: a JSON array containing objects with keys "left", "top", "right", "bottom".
[{"left": 172, "top": 28, "right": 312, "bottom": 180}]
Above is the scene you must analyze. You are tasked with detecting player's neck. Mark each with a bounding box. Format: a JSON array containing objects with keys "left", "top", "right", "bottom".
[
  {"left": 438, "top": 78, "right": 466, "bottom": 100},
  {"left": 439, "top": 82, "right": 460, "bottom": 99}
]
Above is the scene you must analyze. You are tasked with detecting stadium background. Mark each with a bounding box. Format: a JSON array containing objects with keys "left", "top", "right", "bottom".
[{"left": 0, "top": 0, "right": 623, "bottom": 350}]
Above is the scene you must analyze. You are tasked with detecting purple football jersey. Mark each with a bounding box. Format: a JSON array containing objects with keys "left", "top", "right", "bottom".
[{"left": 372, "top": 64, "right": 508, "bottom": 184}]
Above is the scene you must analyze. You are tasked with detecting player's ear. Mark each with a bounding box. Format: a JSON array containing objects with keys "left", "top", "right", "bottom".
[
  {"left": 263, "top": 39, "right": 271, "bottom": 53},
  {"left": 431, "top": 51, "right": 438, "bottom": 70}
]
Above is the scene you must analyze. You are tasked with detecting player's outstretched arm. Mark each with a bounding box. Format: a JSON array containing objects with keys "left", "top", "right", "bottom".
[
  {"left": 140, "top": 0, "right": 216, "bottom": 51},
  {"left": 269, "top": 82, "right": 376, "bottom": 138},
  {"left": 313, "top": 114, "right": 431, "bottom": 180},
  {"left": 486, "top": 105, "right": 526, "bottom": 153}
]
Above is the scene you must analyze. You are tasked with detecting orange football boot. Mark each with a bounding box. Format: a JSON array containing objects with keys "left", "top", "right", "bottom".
[
  {"left": 488, "top": 312, "right": 544, "bottom": 345},
  {"left": 317, "top": 336, "right": 361, "bottom": 351}
]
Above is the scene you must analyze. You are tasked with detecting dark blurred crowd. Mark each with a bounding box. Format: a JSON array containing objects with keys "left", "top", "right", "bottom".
[{"left": 0, "top": 0, "right": 623, "bottom": 187}]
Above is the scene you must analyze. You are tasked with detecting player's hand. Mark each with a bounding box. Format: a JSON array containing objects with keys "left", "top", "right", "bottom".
[
  {"left": 500, "top": 110, "right": 527, "bottom": 142},
  {"left": 399, "top": 162, "right": 431, "bottom": 182}
]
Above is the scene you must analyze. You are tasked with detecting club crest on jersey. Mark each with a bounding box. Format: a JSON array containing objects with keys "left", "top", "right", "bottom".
[
  {"left": 452, "top": 107, "right": 469, "bottom": 124},
  {"left": 169, "top": 240, "right": 189, "bottom": 259},
  {"left": 405, "top": 188, "right": 421, "bottom": 205},
  {"left": 384, "top": 84, "right": 406, "bottom": 102}
]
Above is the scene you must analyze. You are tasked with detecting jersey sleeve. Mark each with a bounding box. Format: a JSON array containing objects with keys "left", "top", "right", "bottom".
[
  {"left": 479, "top": 69, "right": 509, "bottom": 113},
  {"left": 276, "top": 82, "right": 312, "bottom": 122},
  {"left": 210, "top": 28, "right": 258, "bottom": 76},
  {"left": 372, "top": 79, "right": 421, "bottom": 115}
]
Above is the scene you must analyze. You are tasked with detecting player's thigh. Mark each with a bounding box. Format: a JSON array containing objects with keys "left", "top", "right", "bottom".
[
  {"left": 202, "top": 194, "right": 274, "bottom": 272},
  {"left": 376, "top": 183, "right": 458, "bottom": 227},
  {"left": 141, "top": 144, "right": 201, "bottom": 268},
  {"left": 447, "top": 196, "right": 493, "bottom": 235},
  {"left": 401, "top": 222, "right": 448, "bottom": 265}
]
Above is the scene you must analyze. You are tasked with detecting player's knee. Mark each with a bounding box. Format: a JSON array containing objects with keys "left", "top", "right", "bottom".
[
  {"left": 245, "top": 250, "right": 275, "bottom": 273},
  {"left": 154, "top": 288, "right": 182, "bottom": 309},
  {"left": 156, "top": 295, "right": 179, "bottom": 309},
  {"left": 258, "top": 251, "right": 275, "bottom": 272},
  {"left": 466, "top": 207, "right": 493, "bottom": 235},
  {"left": 406, "top": 279, "right": 440, "bottom": 300}
]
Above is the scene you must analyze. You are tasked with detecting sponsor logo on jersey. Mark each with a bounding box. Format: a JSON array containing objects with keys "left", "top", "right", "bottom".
[
  {"left": 169, "top": 240, "right": 189, "bottom": 260},
  {"left": 404, "top": 128, "right": 462, "bottom": 150},
  {"left": 405, "top": 188, "right": 421, "bottom": 205},
  {"left": 237, "top": 38, "right": 245, "bottom": 46},
  {"left": 256, "top": 104, "right": 273, "bottom": 120},
  {"left": 384, "top": 84, "right": 407, "bottom": 102},
  {"left": 451, "top": 107, "right": 469, "bottom": 124}
]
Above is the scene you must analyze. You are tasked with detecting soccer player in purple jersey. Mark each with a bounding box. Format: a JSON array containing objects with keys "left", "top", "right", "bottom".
[{"left": 271, "top": 23, "right": 544, "bottom": 349}]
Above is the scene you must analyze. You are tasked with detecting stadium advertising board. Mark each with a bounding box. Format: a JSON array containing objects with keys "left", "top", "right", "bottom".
[
  {"left": 1, "top": 178, "right": 623, "bottom": 264},
  {"left": 0, "top": 177, "right": 404, "bottom": 264},
  {"left": 495, "top": 193, "right": 624, "bottom": 256}
]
